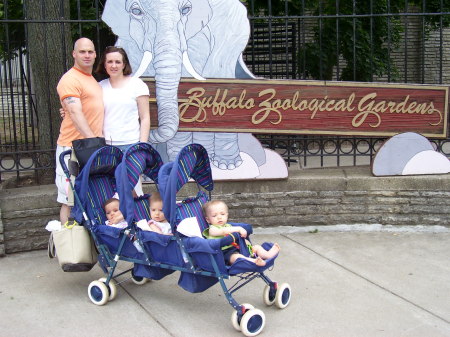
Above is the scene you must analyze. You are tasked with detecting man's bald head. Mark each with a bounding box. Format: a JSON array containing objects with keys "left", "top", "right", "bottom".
[{"left": 72, "top": 38, "right": 96, "bottom": 73}]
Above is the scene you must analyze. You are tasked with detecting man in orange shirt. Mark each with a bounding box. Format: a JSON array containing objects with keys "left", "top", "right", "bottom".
[{"left": 56, "top": 37, "right": 104, "bottom": 224}]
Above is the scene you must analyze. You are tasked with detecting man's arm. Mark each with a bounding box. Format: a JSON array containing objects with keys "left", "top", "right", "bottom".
[{"left": 62, "top": 96, "right": 95, "bottom": 138}]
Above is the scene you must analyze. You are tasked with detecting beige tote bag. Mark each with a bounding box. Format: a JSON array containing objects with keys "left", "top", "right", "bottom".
[{"left": 49, "top": 222, "right": 97, "bottom": 272}]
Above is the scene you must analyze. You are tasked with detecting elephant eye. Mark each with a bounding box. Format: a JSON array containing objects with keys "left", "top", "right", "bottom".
[
  {"left": 180, "top": 2, "right": 192, "bottom": 16},
  {"left": 128, "top": 2, "right": 144, "bottom": 19}
]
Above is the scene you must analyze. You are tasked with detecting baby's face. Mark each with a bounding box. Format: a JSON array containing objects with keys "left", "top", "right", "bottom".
[
  {"left": 105, "top": 200, "right": 124, "bottom": 224},
  {"left": 205, "top": 203, "right": 228, "bottom": 226},
  {"left": 150, "top": 200, "right": 167, "bottom": 223}
]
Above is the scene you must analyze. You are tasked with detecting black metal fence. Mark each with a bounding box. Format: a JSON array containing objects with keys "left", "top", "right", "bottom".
[{"left": 0, "top": 0, "right": 449, "bottom": 183}]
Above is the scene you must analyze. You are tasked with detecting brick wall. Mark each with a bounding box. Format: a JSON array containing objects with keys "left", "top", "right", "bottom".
[
  {"left": 209, "top": 168, "right": 450, "bottom": 227},
  {"left": 0, "top": 185, "right": 60, "bottom": 256},
  {"left": 2, "top": 167, "right": 448, "bottom": 256}
]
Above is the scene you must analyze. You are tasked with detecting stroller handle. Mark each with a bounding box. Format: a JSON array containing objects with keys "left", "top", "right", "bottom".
[{"left": 59, "top": 149, "right": 72, "bottom": 177}]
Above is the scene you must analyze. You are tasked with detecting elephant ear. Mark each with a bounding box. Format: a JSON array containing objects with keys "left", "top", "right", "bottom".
[
  {"left": 185, "top": 0, "right": 213, "bottom": 40},
  {"left": 102, "top": 0, "right": 130, "bottom": 38}
]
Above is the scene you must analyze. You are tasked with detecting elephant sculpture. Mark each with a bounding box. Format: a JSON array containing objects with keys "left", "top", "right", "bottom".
[{"left": 102, "top": 0, "right": 286, "bottom": 179}]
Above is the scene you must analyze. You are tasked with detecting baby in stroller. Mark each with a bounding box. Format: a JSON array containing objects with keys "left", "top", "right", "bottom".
[
  {"left": 203, "top": 200, "right": 280, "bottom": 267},
  {"left": 104, "top": 197, "right": 128, "bottom": 229},
  {"left": 147, "top": 192, "right": 172, "bottom": 235},
  {"left": 136, "top": 192, "right": 172, "bottom": 235}
]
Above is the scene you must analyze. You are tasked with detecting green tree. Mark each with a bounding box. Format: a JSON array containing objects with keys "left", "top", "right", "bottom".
[
  {"left": 0, "top": 0, "right": 110, "bottom": 157},
  {"left": 0, "top": 0, "right": 109, "bottom": 59},
  {"left": 245, "top": 0, "right": 449, "bottom": 81},
  {"left": 0, "top": 1, "right": 26, "bottom": 59},
  {"left": 300, "top": 0, "right": 404, "bottom": 81},
  {"left": 26, "top": 0, "right": 72, "bottom": 153}
]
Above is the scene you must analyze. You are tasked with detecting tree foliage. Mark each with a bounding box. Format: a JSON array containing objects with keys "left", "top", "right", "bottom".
[
  {"left": 0, "top": 0, "right": 109, "bottom": 60},
  {"left": 26, "top": 0, "right": 72, "bottom": 151},
  {"left": 245, "top": 0, "right": 450, "bottom": 81},
  {"left": 0, "top": 0, "right": 25, "bottom": 59},
  {"left": 0, "top": 0, "right": 112, "bottom": 153},
  {"left": 300, "top": 0, "right": 404, "bottom": 81}
]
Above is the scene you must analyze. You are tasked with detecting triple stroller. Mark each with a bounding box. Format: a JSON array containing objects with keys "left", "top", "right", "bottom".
[{"left": 60, "top": 142, "right": 292, "bottom": 336}]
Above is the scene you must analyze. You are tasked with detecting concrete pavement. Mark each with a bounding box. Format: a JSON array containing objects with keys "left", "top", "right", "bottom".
[{"left": 1, "top": 229, "right": 450, "bottom": 337}]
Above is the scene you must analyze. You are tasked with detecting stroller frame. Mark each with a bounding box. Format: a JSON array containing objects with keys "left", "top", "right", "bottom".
[
  {"left": 59, "top": 147, "right": 142, "bottom": 291},
  {"left": 60, "top": 143, "right": 291, "bottom": 336}
]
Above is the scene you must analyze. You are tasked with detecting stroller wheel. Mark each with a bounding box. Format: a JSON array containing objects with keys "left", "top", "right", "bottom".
[
  {"left": 47, "top": 234, "right": 55, "bottom": 259},
  {"left": 275, "top": 283, "right": 292, "bottom": 309},
  {"left": 231, "top": 303, "right": 254, "bottom": 331},
  {"left": 262, "top": 284, "right": 276, "bottom": 306},
  {"left": 131, "top": 274, "right": 149, "bottom": 285},
  {"left": 88, "top": 280, "right": 109, "bottom": 306},
  {"left": 231, "top": 311, "right": 241, "bottom": 331},
  {"left": 240, "top": 308, "right": 265, "bottom": 337},
  {"left": 98, "top": 277, "right": 118, "bottom": 301}
]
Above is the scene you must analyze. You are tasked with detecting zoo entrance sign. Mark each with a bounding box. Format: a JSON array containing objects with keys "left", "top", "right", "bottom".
[{"left": 144, "top": 78, "right": 449, "bottom": 138}]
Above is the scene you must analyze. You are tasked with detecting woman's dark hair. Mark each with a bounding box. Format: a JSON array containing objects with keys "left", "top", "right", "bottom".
[{"left": 95, "top": 46, "right": 133, "bottom": 77}]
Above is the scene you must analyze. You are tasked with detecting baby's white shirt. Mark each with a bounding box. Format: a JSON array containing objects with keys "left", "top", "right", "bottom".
[
  {"left": 105, "top": 219, "right": 128, "bottom": 229},
  {"left": 149, "top": 220, "right": 172, "bottom": 235}
]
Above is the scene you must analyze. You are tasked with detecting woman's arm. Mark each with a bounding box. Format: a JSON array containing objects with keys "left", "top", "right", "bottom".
[{"left": 137, "top": 95, "right": 150, "bottom": 143}]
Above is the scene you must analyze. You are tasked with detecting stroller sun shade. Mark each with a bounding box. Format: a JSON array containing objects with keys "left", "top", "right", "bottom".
[
  {"left": 72, "top": 145, "right": 123, "bottom": 224},
  {"left": 115, "top": 143, "right": 164, "bottom": 225},
  {"left": 158, "top": 143, "right": 214, "bottom": 226}
]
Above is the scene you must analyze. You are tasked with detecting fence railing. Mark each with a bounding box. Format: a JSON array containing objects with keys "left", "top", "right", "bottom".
[{"left": 0, "top": 0, "right": 449, "bottom": 184}]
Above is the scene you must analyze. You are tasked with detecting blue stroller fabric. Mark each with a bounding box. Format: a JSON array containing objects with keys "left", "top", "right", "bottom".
[
  {"left": 72, "top": 145, "right": 123, "bottom": 225},
  {"left": 74, "top": 142, "right": 284, "bottom": 331},
  {"left": 115, "top": 142, "right": 163, "bottom": 226},
  {"left": 158, "top": 143, "right": 214, "bottom": 232},
  {"left": 70, "top": 145, "right": 141, "bottom": 258},
  {"left": 112, "top": 143, "right": 177, "bottom": 280},
  {"left": 156, "top": 144, "right": 278, "bottom": 293}
]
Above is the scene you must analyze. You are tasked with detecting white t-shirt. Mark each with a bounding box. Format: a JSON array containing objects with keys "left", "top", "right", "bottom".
[
  {"left": 99, "top": 76, "right": 150, "bottom": 146},
  {"left": 149, "top": 220, "right": 172, "bottom": 235},
  {"left": 105, "top": 219, "right": 128, "bottom": 229}
]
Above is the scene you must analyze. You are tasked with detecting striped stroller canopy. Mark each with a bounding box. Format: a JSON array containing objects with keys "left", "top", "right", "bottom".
[
  {"left": 72, "top": 145, "right": 123, "bottom": 224},
  {"left": 122, "top": 143, "right": 163, "bottom": 186},
  {"left": 158, "top": 143, "right": 214, "bottom": 226},
  {"left": 115, "top": 142, "right": 164, "bottom": 225}
]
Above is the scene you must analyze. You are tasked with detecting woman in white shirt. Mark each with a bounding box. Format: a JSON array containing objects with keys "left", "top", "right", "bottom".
[
  {"left": 95, "top": 46, "right": 151, "bottom": 195},
  {"left": 95, "top": 46, "right": 150, "bottom": 151}
]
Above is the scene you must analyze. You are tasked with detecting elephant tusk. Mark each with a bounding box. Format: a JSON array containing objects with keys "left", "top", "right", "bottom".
[
  {"left": 182, "top": 51, "right": 206, "bottom": 81},
  {"left": 238, "top": 54, "right": 256, "bottom": 79},
  {"left": 133, "top": 51, "right": 153, "bottom": 78}
]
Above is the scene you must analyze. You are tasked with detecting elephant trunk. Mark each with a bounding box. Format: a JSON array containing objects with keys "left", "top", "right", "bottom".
[{"left": 149, "top": 13, "right": 182, "bottom": 144}]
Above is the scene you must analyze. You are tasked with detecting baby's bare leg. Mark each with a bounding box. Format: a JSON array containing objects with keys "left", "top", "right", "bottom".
[
  {"left": 253, "top": 243, "right": 280, "bottom": 259},
  {"left": 229, "top": 253, "right": 266, "bottom": 267},
  {"left": 253, "top": 256, "right": 266, "bottom": 266},
  {"left": 229, "top": 253, "right": 244, "bottom": 265}
]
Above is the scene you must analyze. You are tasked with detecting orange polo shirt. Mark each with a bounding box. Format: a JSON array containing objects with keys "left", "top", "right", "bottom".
[{"left": 56, "top": 67, "right": 104, "bottom": 147}]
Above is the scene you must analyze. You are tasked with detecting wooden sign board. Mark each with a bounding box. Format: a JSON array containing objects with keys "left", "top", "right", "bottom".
[{"left": 144, "top": 78, "right": 449, "bottom": 138}]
